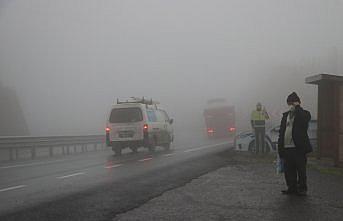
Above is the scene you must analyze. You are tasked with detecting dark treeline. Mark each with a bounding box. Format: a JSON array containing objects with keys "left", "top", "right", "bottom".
[{"left": 0, "top": 82, "right": 29, "bottom": 136}]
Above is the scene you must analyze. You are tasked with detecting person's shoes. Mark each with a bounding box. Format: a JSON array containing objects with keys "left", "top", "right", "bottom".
[
  {"left": 296, "top": 190, "right": 307, "bottom": 196},
  {"left": 281, "top": 189, "right": 297, "bottom": 195}
]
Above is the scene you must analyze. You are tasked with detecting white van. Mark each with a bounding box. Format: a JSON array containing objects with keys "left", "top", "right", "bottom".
[{"left": 106, "top": 98, "right": 174, "bottom": 155}]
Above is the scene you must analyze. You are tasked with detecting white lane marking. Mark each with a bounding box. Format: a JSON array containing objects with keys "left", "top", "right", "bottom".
[
  {"left": 184, "top": 142, "right": 230, "bottom": 153},
  {"left": 0, "top": 159, "right": 68, "bottom": 170},
  {"left": 104, "top": 164, "right": 123, "bottom": 169},
  {"left": 163, "top": 153, "right": 177, "bottom": 157},
  {"left": 183, "top": 146, "right": 208, "bottom": 153},
  {"left": 138, "top": 157, "right": 153, "bottom": 162},
  {"left": 56, "top": 172, "right": 85, "bottom": 179},
  {"left": 0, "top": 185, "right": 26, "bottom": 192}
]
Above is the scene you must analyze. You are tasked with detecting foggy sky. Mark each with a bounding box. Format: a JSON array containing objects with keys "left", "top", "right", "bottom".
[{"left": 0, "top": 0, "right": 342, "bottom": 136}]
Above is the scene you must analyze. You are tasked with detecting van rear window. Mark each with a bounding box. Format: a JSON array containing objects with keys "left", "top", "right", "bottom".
[
  {"left": 109, "top": 108, "right": 143, "bottom": 123},
  {"left": 146, "top": 110, "right": 157, "bottom": 122}
]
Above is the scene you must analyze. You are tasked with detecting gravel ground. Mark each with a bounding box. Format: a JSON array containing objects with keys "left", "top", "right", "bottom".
[{"left": 114, "top": 153, "right": 343, "bottom": 221}]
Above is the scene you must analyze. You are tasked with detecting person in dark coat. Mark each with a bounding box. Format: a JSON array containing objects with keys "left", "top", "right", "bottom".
[{"left": 278, "top": 92, "right": 312, "bottom": 196}]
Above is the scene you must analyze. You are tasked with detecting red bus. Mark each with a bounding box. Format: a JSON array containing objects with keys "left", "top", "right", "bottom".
[{"left": 203, "top": 99, "right": 235, "bottom": 139}]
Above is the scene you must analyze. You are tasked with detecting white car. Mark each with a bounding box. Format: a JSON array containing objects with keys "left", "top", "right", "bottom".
[
  {"left": 234, "top": 129, "right": 275, "bottom": 153},
  {"left": 106, "top": 98, "right": 174, "bottom": 155},
  {"left": 236, "top": 120, "right": 317, "bottom": 153},
  {"left": 268, "top": 120, "right": 317, "bottom": 151}
]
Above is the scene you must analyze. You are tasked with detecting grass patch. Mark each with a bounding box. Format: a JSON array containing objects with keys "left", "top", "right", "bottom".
[
  {"left": 308, "top": 163, "right": 343, "bottom": 176},
  {"left": 234, "top": 152, "right": 343, "bottom": 177}
]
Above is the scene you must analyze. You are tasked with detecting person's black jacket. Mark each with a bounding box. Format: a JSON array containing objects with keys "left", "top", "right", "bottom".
[{"left": 278, "top": 105, "right": 312, "bottom": 158}]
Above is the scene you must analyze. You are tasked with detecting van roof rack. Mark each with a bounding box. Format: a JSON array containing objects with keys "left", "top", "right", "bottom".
[{"left": 116, "top": 97, "right": 160, "bottom": 108}]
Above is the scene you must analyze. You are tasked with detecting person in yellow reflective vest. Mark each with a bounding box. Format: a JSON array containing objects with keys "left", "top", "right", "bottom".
[{"left": 251, "top": 102, "right": 270, "bottom": 154}]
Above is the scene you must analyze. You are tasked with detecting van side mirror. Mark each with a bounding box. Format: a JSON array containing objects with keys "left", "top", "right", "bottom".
[{"left": 169, "top": 119, "right": 174, "bottom": 124}]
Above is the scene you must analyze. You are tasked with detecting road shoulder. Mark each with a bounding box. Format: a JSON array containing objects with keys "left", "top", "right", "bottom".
[{"left": 114, "top": 153, "right": 343, "bottom": 221}]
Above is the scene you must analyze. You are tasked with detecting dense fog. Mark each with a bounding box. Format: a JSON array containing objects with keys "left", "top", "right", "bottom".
[{"left": 1, "top": 0, "right": 342, "bottom": 137}]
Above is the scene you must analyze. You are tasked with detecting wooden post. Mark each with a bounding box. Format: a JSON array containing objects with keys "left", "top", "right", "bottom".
[
  {"left": 336, "top": 84, "right": 343, "bottom": 166},
  {"left": 306, "top": 74, "right": 343, "bottom": 167},
  {"left": 317, "top": 83, "right": 322, "bottom": 159}
]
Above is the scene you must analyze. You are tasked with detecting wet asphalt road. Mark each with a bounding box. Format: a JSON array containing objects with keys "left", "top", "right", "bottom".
[{"left": 0, "top": 139, "right": 233, "bottom": 221}]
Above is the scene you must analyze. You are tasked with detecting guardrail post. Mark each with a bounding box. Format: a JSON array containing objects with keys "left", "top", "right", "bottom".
[
  {"left": 49, "top": 146, "right": 53, "bottom": 157},
  {"left": 15, "top": 148, "right": 19, "bottom": 160},
  {"left": 9, "top": 148, "right": 14, "bottom": 161},
  {"left": 0, "top": 135, "right": 106, "bottom": 162},
  {"left": 31, "top": 146, "right": 36, "bottom": 159}
]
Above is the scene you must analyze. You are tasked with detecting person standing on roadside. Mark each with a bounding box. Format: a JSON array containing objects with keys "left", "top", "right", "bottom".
[
  {"left": 251, "top": 102, "right": 270, "bottom": 154},
  {"left": 278, "top": 92, "right": 312, "bottom": 196}
]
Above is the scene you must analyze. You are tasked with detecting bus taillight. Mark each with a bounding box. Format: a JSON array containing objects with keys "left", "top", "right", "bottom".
[
  {"left": 228, "top": 127, "right": 236, "bottom": 132},
  {"left": 207, "top": 128, "right": 215, "bottom": 133}
]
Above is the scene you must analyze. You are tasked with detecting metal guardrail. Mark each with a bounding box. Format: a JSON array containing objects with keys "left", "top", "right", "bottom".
[{"left": 0, "top": 135, "right": 106, "bottom": 161}]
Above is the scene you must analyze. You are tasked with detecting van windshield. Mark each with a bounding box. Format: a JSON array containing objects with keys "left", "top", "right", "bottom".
[{"left": 110, "top": 108, "right": 143, "bottom": 123}]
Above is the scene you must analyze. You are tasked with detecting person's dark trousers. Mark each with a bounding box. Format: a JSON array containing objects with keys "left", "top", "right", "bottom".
[
  {"left": 297, "top": 157, "right": 308, "bottom": 187},
  {"left": 254, "top": 127, "right": 265, "bottom": 154},
  {"left": 283, "top": 148, "right": 307, "bottom": 192}
]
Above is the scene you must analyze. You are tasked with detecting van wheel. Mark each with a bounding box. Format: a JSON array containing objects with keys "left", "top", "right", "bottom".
[
  {"left": 148, "top": 138, "right": 157, "bottom": 152},
  {"left": 112, "top": 144, "right": 122, "bottom": 156},
  {"left": 163, "top": 135, "right": 172, "bottom": 151},
  {"left": 149, "top": 145, "right": 156, "bottom": 152},
  {"left": 130, "top": 147, "right": 138, "bottom": 153},
  {"left": 163, "top": 142, "right": 171, "bottom": 151}
]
